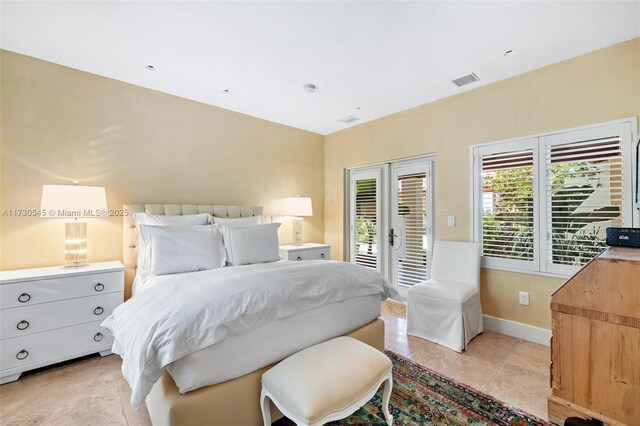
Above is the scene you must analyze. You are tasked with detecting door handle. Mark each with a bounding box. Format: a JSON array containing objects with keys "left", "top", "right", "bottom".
[{"left": 389, "top": 229, "right": 395, "bottom": 246}]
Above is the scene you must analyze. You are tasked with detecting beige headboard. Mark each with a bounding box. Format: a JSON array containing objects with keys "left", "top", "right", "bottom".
[{"left": 123, "top": 204, "right": 263, "bottom": 299}]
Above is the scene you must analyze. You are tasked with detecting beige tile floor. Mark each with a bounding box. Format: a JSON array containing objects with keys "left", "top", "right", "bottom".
[
  {"left": 0, "top": 300, "right": 550, "bottom": 425},
  {"left": 382, "top": 300, "right": 551, "bottom": 420}
]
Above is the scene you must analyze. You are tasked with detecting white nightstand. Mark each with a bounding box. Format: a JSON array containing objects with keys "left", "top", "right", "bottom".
[
  {"left": 0, "top": 261, "right": 124, "bottom": 384},
  {"left": 280, "top": 243, "right": 331, "bottom": 261}
]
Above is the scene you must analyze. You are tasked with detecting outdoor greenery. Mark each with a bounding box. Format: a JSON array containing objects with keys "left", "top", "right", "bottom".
[
  {"left": 482, "top": 165, "right": 535, "bottom": 259},
  {"left": 548, "top": 162, "right": 619, "bottom": 264},
  {"left": 355, "top": 180, "right": 414, "bottom": 256},
  {"left": 355, "top": 179, "right": 377, "bottom": 255},
  {"left": 482, "top": 161, "right": 620, "bottom": 265}
]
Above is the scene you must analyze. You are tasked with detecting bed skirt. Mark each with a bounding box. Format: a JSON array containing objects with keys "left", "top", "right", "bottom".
[{"left": 145, "top": 318, "right": 385, "bottom": 426}]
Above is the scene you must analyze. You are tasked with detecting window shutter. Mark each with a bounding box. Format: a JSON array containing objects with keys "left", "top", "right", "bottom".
[
  {"left": 396, "top": 171, "right": 428, "bottom": 286},
  {"left": 480, "top": 148, "right": 535, "bottom": 262},
  {"left": 352, "top": 176, "right": 379, "bottom": 269},
  {"left": 545, "top": 136, "right": 624, "bottom": 267}
]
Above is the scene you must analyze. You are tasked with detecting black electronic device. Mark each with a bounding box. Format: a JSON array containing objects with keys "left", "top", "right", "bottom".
[{"left": 606, "top": 227, "right": 640, "bottom": 248}]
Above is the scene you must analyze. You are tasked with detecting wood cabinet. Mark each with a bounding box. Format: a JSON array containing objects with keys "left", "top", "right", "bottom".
[{"left": 548, "top": 247, "right": 640, "bottom": 425}]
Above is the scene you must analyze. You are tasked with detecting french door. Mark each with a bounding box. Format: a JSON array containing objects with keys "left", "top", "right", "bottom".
[{"left": 348, "top": 157, "right": 434, "bottom": 296}]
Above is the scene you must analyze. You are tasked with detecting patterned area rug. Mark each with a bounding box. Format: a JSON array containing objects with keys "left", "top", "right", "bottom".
[{"left": 274, "top": 350, "right": 550, "bottom": 426}]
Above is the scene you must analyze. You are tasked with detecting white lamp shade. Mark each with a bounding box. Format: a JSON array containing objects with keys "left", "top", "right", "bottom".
[
  {"left": 282, "top": 197, "right": 313, "bottom": 217},
  {"left": 40, "top": 185, "right": 108, "bottom": 218}
]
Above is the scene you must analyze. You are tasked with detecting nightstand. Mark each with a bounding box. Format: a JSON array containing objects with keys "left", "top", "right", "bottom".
[
  {"left": 0, "top": 261, "right": 124, "bottom": 384},
  {"left": 280, "top": 243, "right": 331, "bottom": 261}
]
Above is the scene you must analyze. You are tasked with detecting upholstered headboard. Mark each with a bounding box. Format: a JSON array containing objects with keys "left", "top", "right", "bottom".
[{"left": 122, "top": 204, "right": 263, "bottom": 299}]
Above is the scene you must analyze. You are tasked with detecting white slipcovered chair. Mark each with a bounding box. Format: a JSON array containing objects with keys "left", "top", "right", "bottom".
[{"left": 406, "top": 240, "right": 483, "bottom": 352}]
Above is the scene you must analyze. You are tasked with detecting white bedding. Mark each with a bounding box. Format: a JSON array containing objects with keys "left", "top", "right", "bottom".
[
  {"left": 102, "top": 260, "right": 398, "bottom": 408},
  {"left": 168, "top": 294, "right": 381, "bottom": 393}
]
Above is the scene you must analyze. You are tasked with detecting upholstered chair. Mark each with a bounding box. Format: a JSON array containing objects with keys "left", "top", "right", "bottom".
[{"left": 406, "top": 240, "right": 483, "bottom": 352}]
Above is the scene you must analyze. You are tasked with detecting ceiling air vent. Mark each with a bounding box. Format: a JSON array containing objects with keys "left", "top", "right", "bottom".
[
  {"left": 339, "top": 115, "right": 360, "bottom": 124},
  {"left": 452, "top": 73, "right": 479, "bottom": 87}
]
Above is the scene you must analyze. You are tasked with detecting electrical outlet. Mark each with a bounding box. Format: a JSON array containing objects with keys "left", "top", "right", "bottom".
[
  {"left": 519, "top": 291, "right": 530, "bottom": 306},
  {"left": 447, "top": 216, "right": 456, "bottom": 227}
]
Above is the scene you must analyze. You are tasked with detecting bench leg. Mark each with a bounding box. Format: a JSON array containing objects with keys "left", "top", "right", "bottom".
[
  {"left": 381, "top": 372, "right": 394, "bottom": 426},
  {"left": 260, "top": 388, "right": 272, "bottom": 426}
]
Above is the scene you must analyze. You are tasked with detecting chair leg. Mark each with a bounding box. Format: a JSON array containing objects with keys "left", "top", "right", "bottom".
[
  {"left": 381, "top": 372, "right": 394, "bottom": 426},
  {"left": 260, "top": 388, "right": 272, "bottom": 426}
]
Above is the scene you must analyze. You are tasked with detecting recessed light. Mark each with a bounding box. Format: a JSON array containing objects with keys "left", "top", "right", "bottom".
[
  {"left": 303, "top": 83, "right": 317, "bottom": 93},
  {"left": 503, "top": 50, "right": 514, "bottom": 57},
  {"left": 356, "top": 106, "right": 361, "bottom": 110},
  {"left": 146, "top": 65, "right": 156, "bottom": 70},
  {"left": 339, "top": 115, "right": 360, "bottom": 124}
]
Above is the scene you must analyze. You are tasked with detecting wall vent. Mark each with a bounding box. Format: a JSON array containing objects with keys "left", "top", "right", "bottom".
[
  {"left": 452, "top": 73, "right": 480, "bottom": 87},
  {"left": 339, "top": 115, "right": 360, "bottom": 124}
]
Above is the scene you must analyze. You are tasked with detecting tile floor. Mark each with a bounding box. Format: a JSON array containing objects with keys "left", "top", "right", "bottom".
[
  {"left": 0, "top": 300, "right": 551, "bottom": 425},
  {"left": 382, "top": 300, "right": 551, "bottom": 420}
]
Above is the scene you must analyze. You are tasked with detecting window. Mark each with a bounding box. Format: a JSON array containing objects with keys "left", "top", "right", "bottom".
[
  {"left": 472, "top": 120, "right": 635, "bottom": 276},
  {"left": 351, "top": 173, "right": 380, "bottom": 270}
]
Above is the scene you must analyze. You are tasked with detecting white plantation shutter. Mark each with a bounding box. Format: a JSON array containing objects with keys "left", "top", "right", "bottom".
[
  {"left": 350, "top": 171, "right": 381, "bottom": 270},
  {"left": 544, "top": 133, "right": 626, "bottom": 273},
  {"left": 396, "top": 171, "right": 429, "bottom": 286},
  {"left": 473, "top": 120, "right": 633, "bottom": 276},
  {"left": 479, "top": 144, "right": 537, "bottom": 270}
]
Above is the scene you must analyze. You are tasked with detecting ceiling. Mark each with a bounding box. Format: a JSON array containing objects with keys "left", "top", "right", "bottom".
[{"left": 2, "top": 1, "right": 639, "bottom": 135}]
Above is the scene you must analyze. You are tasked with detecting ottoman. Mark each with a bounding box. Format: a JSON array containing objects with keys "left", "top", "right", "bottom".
[{"left": 260, "top": 336, "right": 393, "bottom": 426}]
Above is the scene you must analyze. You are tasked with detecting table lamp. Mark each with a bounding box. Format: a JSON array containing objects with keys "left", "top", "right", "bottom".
[
  {"left": 282, "top": 196, "right": 313, "bottom": 246},
  {"left": 40, "top": 184, "right": 107, "bottom": 267}
]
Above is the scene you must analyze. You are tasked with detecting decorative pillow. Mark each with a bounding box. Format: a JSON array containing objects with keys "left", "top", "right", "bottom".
[
  {"left": 134, "top": 213, "right": 212, "bottom": 281},
  {"left": 222, "top": 223, "right": 281, "bottom": 266},
  {"left": 211, "top": 215, "right": 263, "bottom": 228},
  {"left": 139, "top": 225, "right": 226, "bottom": 276}
]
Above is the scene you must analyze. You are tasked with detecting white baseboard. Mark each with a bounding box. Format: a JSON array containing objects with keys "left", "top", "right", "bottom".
[{"left": 483, "top": 315, "right": 551, "bottom": 347}]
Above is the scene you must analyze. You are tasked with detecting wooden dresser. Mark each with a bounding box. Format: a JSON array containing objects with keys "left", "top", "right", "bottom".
[{"left": 548, "top": 247, "right": 640, "bottom": 425}]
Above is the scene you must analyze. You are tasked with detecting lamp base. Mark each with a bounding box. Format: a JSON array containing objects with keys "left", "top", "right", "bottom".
[
  {"left": 63, "top": 262, "right": 90, "bottom": 269},
  {"left": 65, "top": 221, "right": 88, "bottom": 268},
  {"left": 291, "top": 217, "right": 303, "bottom": 246}
]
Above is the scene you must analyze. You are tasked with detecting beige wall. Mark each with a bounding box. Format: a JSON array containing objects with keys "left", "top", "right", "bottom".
[
  {"left": 324, "top": 38, "right": 640, "bottom": 330},
  {"left": 2, "top": 39, "right": 639, "bottom": 330},
  {"left": 0, "top": 50, "right": 325, "bottom": 271}
]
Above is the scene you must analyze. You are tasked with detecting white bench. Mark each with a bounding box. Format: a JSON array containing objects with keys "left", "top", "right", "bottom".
[{"left": 260, "top": 336, "right": 394, "bottom": 426}]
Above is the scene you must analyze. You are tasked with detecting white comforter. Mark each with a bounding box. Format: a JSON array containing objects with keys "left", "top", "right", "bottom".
[{"left": 102, "top": 260, "right": 398, "bottom": 408}]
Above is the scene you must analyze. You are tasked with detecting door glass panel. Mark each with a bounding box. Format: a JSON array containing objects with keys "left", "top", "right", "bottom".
[
  {"left": 394, "top": 170, "right": 429, "bottom": 287},
  {"left": 352, "top": 176, "right": 379, "bottom": 269}
]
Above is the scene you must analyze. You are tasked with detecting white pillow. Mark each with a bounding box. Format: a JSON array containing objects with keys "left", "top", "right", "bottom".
[
  {"left": 211, "top": 215, "right": 263, "bottom": 228},
  {"left": 139, "top": 225, "right": 226, "bottom": 276},
  {"left": 222, "top": 223, "right": 281, "bottom": 266},
  {"left": 134, "top": 213, "right": 212, "bottom": 281}
]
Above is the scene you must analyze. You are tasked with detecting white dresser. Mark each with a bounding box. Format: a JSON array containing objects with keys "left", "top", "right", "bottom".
[
  {"left": 0, "top": 261, "right": 124, "bottom": 384},
  {"left": 279, "top": 243, "right": 331, "bottom": 261}
]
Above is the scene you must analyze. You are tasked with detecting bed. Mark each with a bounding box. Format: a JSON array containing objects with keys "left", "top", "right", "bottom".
[{"left": 119, "top": 203, "right": 390, "bottom": 426}]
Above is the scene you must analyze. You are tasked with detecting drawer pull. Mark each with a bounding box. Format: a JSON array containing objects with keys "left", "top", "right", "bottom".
[
  {"left": 94, "top": 283, "right": 105, "bottom": 292},
  {"left": 18, "top": 293, "right": 31, "bottom": 303},
  {"left": 94, "top": 332, "right": 104, "bottom": 342},
  {"left": 16, "top": 320, "right": 30, "bottom": 331},
  {"left": 94, "top": 306, "right": 104, "bottom": 315},
  {"left": 16, "top": 350, "right": 29, "bottom": 360},
  {"left": 321, "top": 253, "right": 325, "bottom": 259},
  {"left": 297, "top": 256, "right": 302, "bottom": 261}
]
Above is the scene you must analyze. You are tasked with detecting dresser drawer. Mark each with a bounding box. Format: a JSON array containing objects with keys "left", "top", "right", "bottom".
[
  {"left": 0, "top": 271, "right": 123, "bottom": 309},
  {"left": 284, "top": 247, "right": 330, "bottom": 261},
  {"left": 1, "top": 292, "right": 122, "bottom": 339},
  {"left": 0, "top": 321, "right": 113, "bottom": 372}
]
